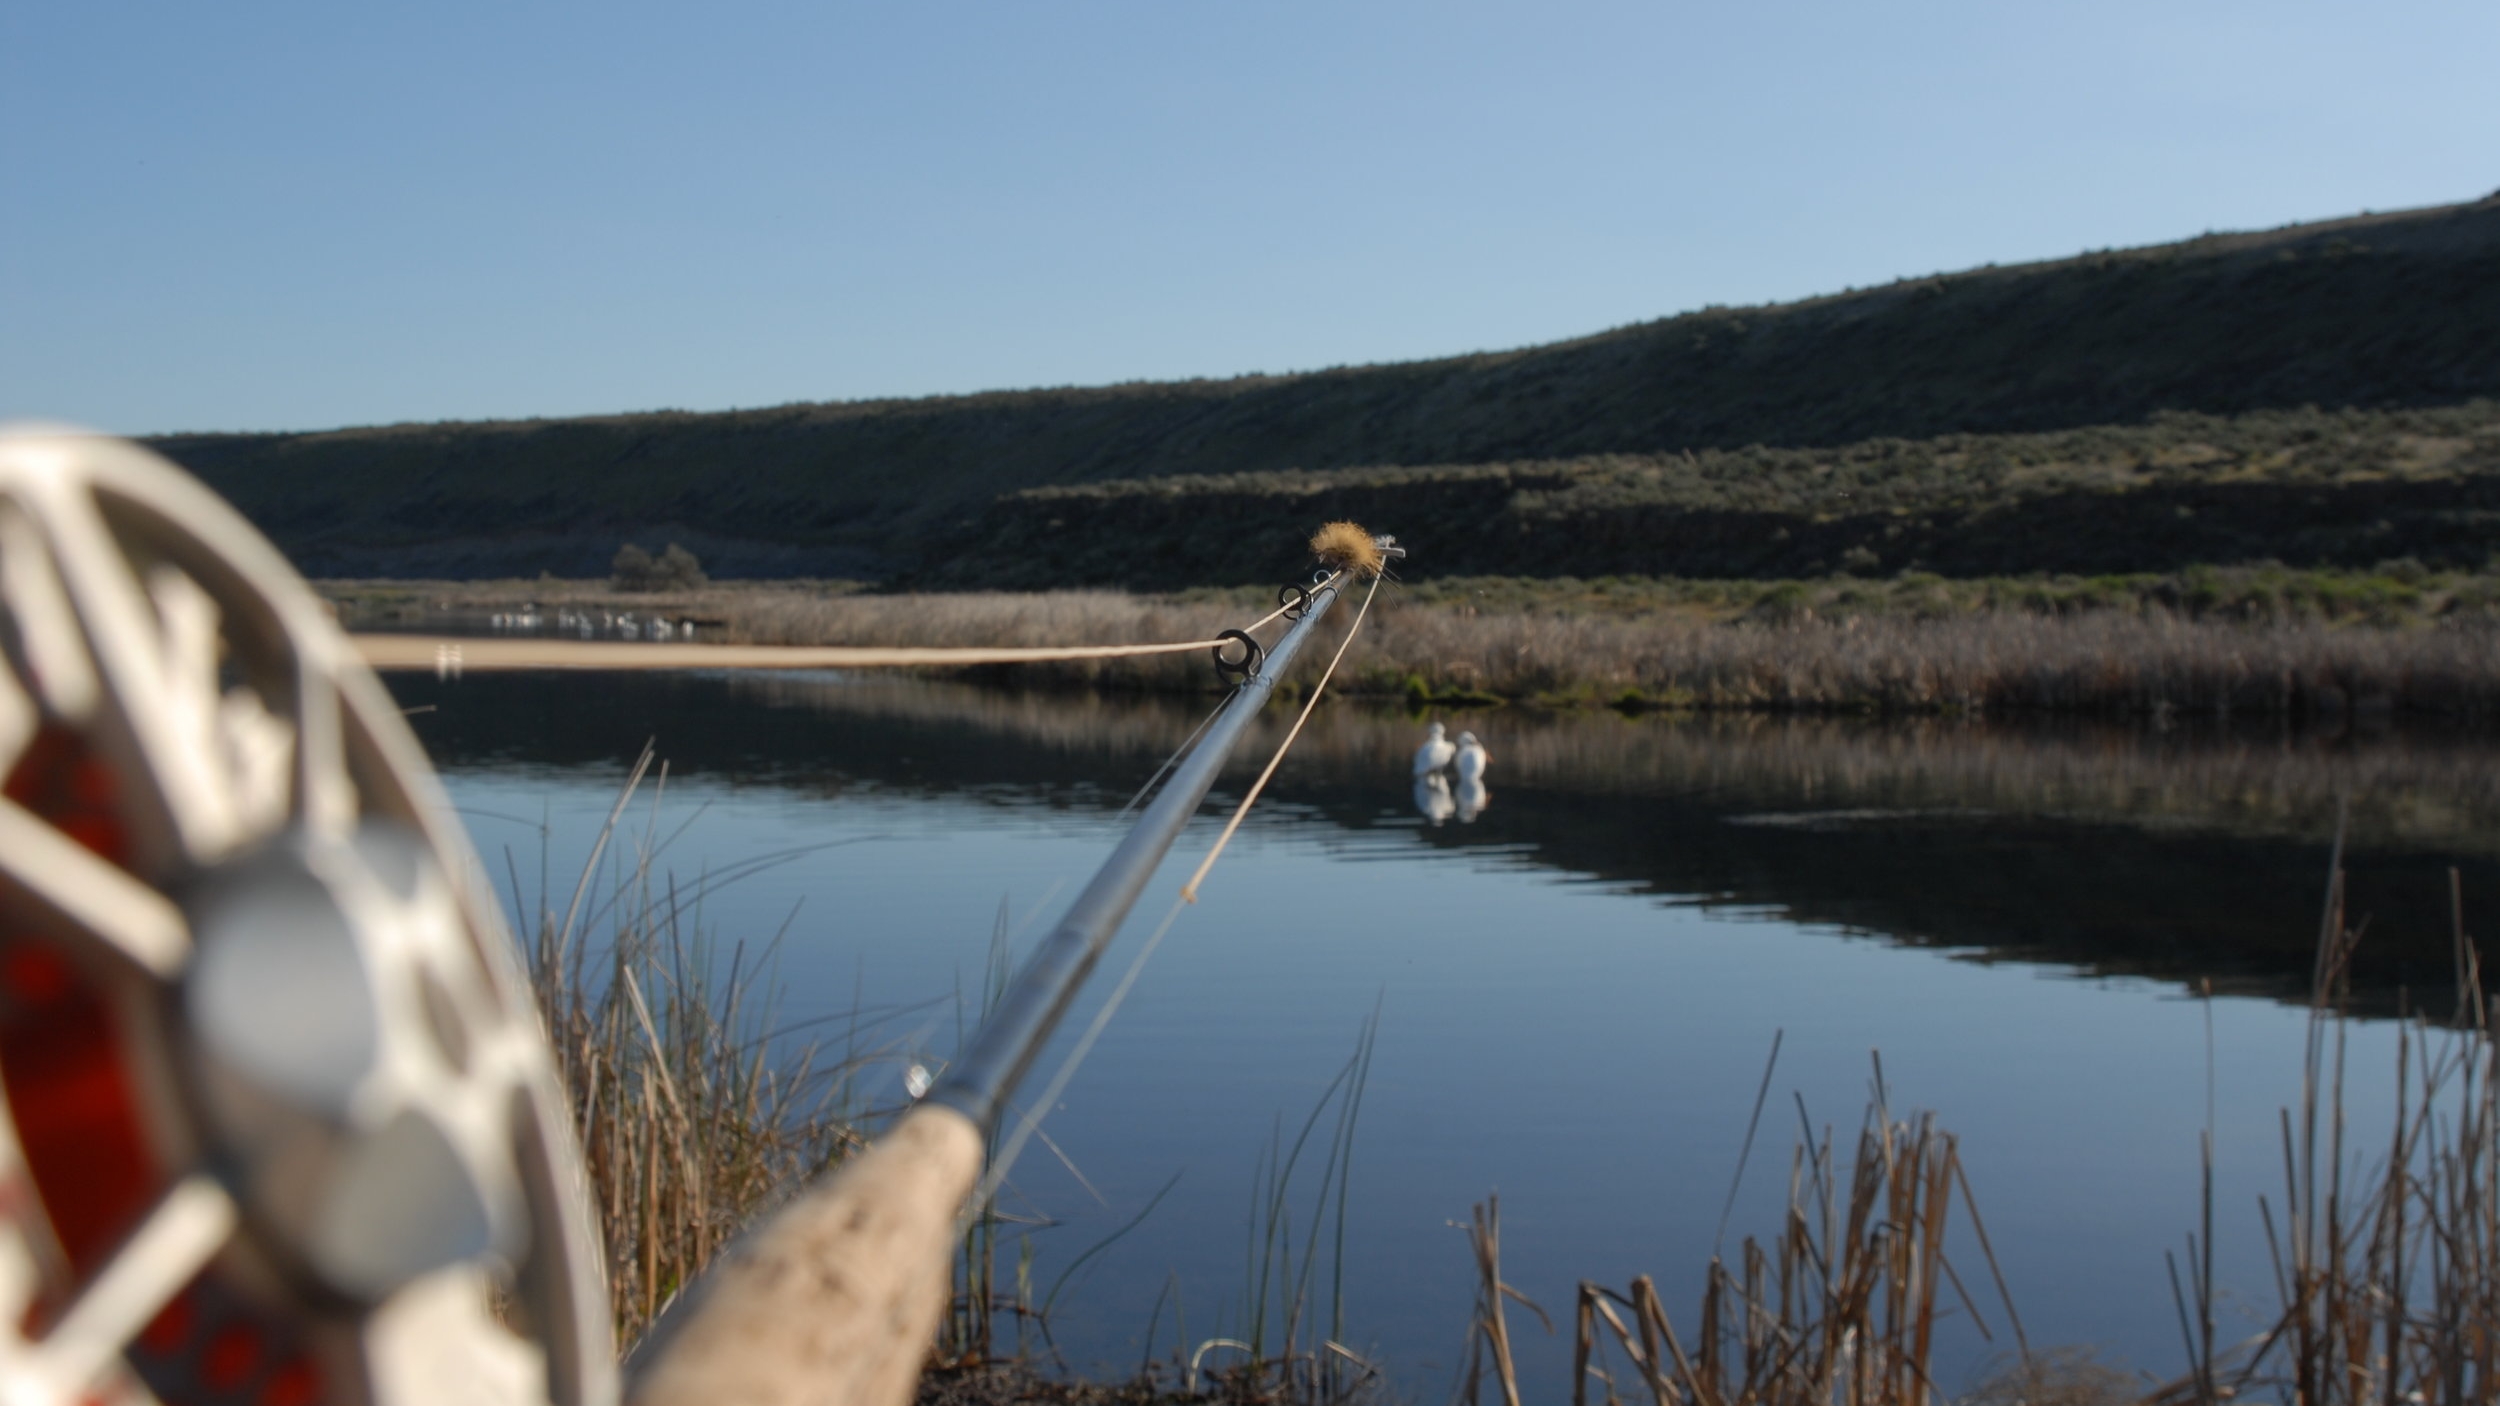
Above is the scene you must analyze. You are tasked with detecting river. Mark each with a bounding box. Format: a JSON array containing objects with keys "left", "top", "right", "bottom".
[{"left": 386, "top": 667, "right": 2495, "bottom": 1395}]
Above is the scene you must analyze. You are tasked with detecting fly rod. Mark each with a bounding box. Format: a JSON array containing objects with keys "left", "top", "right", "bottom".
[{"left": 625, "top": 529, "right": 1400, "bottom": 1406}]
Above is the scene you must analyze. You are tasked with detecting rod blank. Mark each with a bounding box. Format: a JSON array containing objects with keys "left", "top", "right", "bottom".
[
  {"left": 631, "top": 548, "right": 1383, "bottom": 1406},
  {"left": 925, "top": 572, "right": 1347, "bottom": 1134}
]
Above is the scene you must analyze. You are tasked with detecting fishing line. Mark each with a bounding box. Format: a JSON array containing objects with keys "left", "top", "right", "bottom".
[
  {"left": 1114, "top": 687, "right": 1237, "bottom": 822},
  {"left": 1111, "top": 576, "right": 1344, "bottom": 820},
  {"left": 355, "top": 590, "right": 1318, "bottom": 674},
  {"left": 971, "top": 570, "right": 1387, "bottom": 1209},
  {"left": 971, "top": 893, "right": 1190, "bottom": 1219},
  {"left": 1179, "top": 570, "right": 1383, "bottom": 902}
]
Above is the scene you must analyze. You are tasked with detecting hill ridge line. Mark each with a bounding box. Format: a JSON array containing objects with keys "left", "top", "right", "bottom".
[{"left": 143, "top": 195, "right": 2500, "bottom": 585}]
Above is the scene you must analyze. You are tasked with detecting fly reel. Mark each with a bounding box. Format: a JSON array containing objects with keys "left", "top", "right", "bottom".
[{"left": 0, "top": 427, "right": 615, "bottom": 1406}]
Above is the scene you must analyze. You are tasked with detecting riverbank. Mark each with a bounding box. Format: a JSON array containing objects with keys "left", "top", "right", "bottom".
[{"left": 326, "top": 568, "right": 2500, "bottom": 720}]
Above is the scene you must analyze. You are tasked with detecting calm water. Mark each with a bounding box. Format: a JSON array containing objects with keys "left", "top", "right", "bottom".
[{"left": 387, "top": 669, "right": 2500, "bottom": 1394}]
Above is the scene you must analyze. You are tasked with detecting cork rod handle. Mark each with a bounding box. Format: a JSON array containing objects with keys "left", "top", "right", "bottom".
[{"left": 625, "top": 1104, "right": 986, "bottom": 1406}]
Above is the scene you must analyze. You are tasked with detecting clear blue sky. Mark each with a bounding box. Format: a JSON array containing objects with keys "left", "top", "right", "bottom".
[{"left": 4, "top": 1, "right": 2492, "bottom": 436}]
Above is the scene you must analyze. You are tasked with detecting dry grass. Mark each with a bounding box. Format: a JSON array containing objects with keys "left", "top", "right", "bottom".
[
  {"left": 322, "top": 575, "right": 827, "bottom": 624},
  {"left": 1492, "top": 848, "right": 2500, "bottom": 1406},
  {"left": 725, "top": 590, "right": 1248, "bottom": 693},
  {"left": 2166, "top": 856, "right": 2500, "bottom": 1405},
  {"left": 328, "top": 576, "right": 2500, "bottom": 718},
  {"left": 1482, "top": 1078, "right": 2133, "bottom": 1406},
  {"left": 1350, "top": 603, "right": 2500, "bottom": 718},
  {"left": 507, "top": 742, "right": 1383, "bottom": 1400},
  {"left": 1478, "top": 1071, "right": 2029, "bottom": 1406},
  {"left": 518, "top": 746, "right": 870, "bottom": 1344}
]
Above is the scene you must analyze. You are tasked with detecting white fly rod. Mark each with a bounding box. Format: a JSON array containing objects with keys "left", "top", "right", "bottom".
[{"left": 624, "top": 533, "right": 1398, "bottom": 1406}]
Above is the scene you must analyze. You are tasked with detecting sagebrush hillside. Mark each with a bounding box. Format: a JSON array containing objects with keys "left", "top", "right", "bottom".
[
  {"left": 932, "top": 401, "right": 2500, "bottom": 588},
  {"left": 151, "top": 195, "right": 2500, "bottom": 585}
]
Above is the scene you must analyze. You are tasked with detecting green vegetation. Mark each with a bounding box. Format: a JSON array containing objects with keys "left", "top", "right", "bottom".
[
  {"left": 611, "top": 541, "right": 708, "bottom": 591},
  {"left": 925, "top": 400, "right": 2500, "bottom": 588},
  {"left": 156, "top": 198, "right": 2500, "bottom": 587}
]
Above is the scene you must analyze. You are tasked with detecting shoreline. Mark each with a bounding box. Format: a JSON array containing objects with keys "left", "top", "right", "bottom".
[{"left": 321, "top": 572, "right": 2500, "bottom": 721}]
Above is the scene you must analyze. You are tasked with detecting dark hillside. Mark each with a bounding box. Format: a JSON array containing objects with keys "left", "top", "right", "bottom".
[
  {"left": 926, "top": 401, "right": 2500, "bottom": 587},
  {"left": 150, "top": 196, "right": 2500, "bottom": 582}
]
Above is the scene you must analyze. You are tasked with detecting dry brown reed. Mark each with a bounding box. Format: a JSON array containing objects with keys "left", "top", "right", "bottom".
[
  {"left": 521, "top": 747, "right": 866, "bottom": 1344},
  {"left": 327, "top": 576, "right": 2500, "bottom": 717},
  {"left": 722, "top": 589, "right": 2500, "bottom": 718},
  {"left": 510, "top": 742, "right": 1383, "bottom": 1399},
  {"left": 1533, "top": 1075, "right": 2023, "bottom": 1406},
  {"left": 735, "top": 587, "right": 2500, "bottom": 715},
  {"left": 1517, "top": 851, "right": 2500, "bottom": 1406},
  {"left": 1463, "top": 1197, "right": 1543, "bottom": 1406},
  {"left": 1351, "top": 603, "right": 2500, "bottom": 719},
  {"left": 721, "top": 589, "right": 2500, "bottom": 718},
  {"left": 727, "top": 589, "right": 1249, "bottom": 693},
  {"left": 2165, "top": 857, "right": 2500, "bottom": 1405},
  {"left": 328, "top": 576, "right": 810, "bottom": 627}
]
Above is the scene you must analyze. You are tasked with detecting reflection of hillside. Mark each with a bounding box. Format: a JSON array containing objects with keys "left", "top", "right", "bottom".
[
  {"left": 727, "top": 673, "right": 2500, "bottom": 852},
  {"left": 1398, "top": 786, "right": 2482, "bottom": 1009},
  {"left": 393, "top": 671, "right": 2500, "bottom": 1009}
]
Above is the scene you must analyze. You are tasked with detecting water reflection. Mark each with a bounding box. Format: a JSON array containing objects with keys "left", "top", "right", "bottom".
[
  {"left": 1413, "top": 774, "right": 1455, "bottom": 826},
  {"left": 388, "top": 668, "right": 2493, "bottom": 1386},
  {"left": 390, "top": 669, "right": 2500, "bottom": 1011},
  {"left": 1452, "top": 729, "right": 1490, "bottom": 822}
]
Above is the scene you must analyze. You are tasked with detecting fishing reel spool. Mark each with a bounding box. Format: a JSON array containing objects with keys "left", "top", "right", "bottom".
[{"left": 0, "top": 427, "right": 614, "bottom": 1406}]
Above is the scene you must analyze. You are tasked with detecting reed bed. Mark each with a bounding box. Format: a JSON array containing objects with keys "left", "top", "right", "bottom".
[
  {"left": 727, "top": 588, "right": 1250, "bottom": 693},
  {"left": 518, "top": 747, "right": 870, "bottom": 1344},
  {"left": 328, "top": 576, "right": 2500, "bottom": 716},
  {"left": 2163, "top": 859, "right": 2500, "bottom": 1405},
  {"left": 718, "top": 586, "right": 2500, "bottom": 719},
  {"left": 1350, "top": 605, "right": 2500, "bottom": 719},
  {"left": 1485, "top": 851, "right": 2500, "bottom": 1406},
  {"left": 1455, "top": 1079, "right": 2035, "bottom": 1406},
  {"left": 505, "top": 743, "right": 1382, "bottom": 1400}
]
